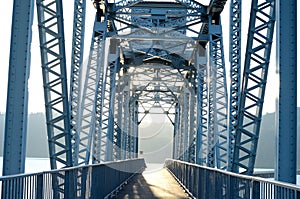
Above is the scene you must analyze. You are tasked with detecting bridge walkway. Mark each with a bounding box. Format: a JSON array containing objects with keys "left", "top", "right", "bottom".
[{"left": 114, "top": 165, "right": 189, "bottom": 199}]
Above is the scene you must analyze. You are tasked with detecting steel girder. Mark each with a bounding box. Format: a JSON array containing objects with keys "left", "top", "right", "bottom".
[
  {"left": 94, "top": 41, "right": 119, "bottom": 163},
  {"left": 175, "top": 86, "right": 197, "bottom": 163},
  {"left": 110, "top": 0, "right": 207, "bottom": 41},
  {"left": 75, "top": 18, "right": 107, "bottom": 165},
  {"left": 173, "top": 105, "right": 180, "bottom": 159},
  {"left": 122, "top": 87, "right": 130, "bottom": 159},
  {"left": 114, "top": 73, "right": 130, "bottom": 160},
  {"left": 100, "top": 0, "right": 229, "bottom": 167},
  {"left": 275, "top": 0, "right": 297, "bottom": 183},
  {"left": 69, "top": 0, "right": 87, "bottom": 165},
  {"left": 195, "top": 46, "right": 208, "bottom": 165},
  {"left": 188, "top": 87, "right": 197, "bottom": 163},
  {"left": 228, "top": 0, "right": 242, "bottom": 171},
  {"left": 105, "top": 56, "right": 119, "bottom": 161},
  {"left": 208, "top": 17, "right": 228, "bottom": 169},
  {"left": 129, "top": 98, "right": 139, "bottom": 158},
  {"left": 180, "top": 89, "right": 190, "bottom": 161},
  {"left": 36, "top": 0, "right": 73, "bottom": 197},
  {"left": 232, "top": 0, "right": 276, "bottom": 175},
  {"left": 209, "top": 0, "right": 227, "bottom": 13},
  {"left": 2, "top": 0, "right": 34, "bottom": 176},
  {"left": 36, "top": 0, "right": 73, "bottom": 169},
  {"left": 73, "top": 0, "right": 233, "bottom": 168}
]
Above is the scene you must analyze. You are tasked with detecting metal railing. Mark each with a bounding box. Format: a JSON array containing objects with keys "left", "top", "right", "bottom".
[
  {"left": 0, "top": 158, "right": 146, "bottom": 199},
  {"left": 165, "top": 159, "right": 300, "bottom": 199}
]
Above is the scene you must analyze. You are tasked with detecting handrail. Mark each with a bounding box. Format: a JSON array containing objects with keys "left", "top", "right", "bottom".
[
  {"left": 0, "top": 158, "right": 146, "bottom": 199},
  {"left": 165, "top": 159, "right": 300, "bottom": 199}
]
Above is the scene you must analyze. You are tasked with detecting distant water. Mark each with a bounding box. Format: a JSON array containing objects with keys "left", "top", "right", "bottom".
[{"left": 0, "top": 157, "right": 50, "bottom": 176}]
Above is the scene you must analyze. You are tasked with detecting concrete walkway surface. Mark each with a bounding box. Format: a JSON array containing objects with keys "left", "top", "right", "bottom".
[{"left": 114, "top": 167, "right": 189, "bottom": 199}]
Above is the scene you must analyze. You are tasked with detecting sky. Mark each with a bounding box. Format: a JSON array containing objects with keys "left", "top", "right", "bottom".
[{"left": 0, "top": 0, "right": 299, "bottom": 114}]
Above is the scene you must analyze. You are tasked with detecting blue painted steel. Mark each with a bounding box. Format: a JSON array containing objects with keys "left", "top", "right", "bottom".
[
  {"left": 78, "top": 16, "right": 108, "bottom": 165},
  {"left": 209, "top": 0, "right": 227, "bottom": 13},
  {"left": 2, "top": 0, "right": 34, "bottom": 176},
  {"left": 196, "top": 46, "right": 209, "bottom": 165},
  {"left": 90, "top": 1, "right": 205, "bottom": 164},
  {"left": 69, "top": 0, "right": 87, "bottom": 165},
  {"left": 173, "top": 105, "right": 180, "bottom": 159},
  {"left": 0, "top": 158, "right": 146, "bottom": 199},
  {"left": 114, "top": 73, "right": 130, "bottom": 160},
  {"left": 188, "top": 87, "right": 197, "bottom": 163},
  {"left": 105, "top": 58, "right": 119, "bottom": 161},
  {"left": 133, "top": 100, "right": 139, "bottom": 158},
  {"left": 36, "top": 0, "right": 73, "bottom": 169},
  {"left": 208, "top": 16, "right": 228, "bottom": 170},
  {"left": 232, "top": 0, "right": 276, "bottom": 175},
  {"left": 228, "top": 0, "right": 242, "bottom": 171},
  {"left": 165, "top": 159, "right": 300, "bottom": 199},
  {"left": 275, "top": 0, "right": 297, "bottom": 184}
]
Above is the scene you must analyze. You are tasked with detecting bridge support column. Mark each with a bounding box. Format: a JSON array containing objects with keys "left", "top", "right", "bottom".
[
  {"left": 2, "top": 0, "right": 34, "bottom": 176},
  {"left": 275, "top": 0, "right": 297, "bottom": 184},
  {"left": 196, "top": 45, "right": 208, "bottom": 165}
]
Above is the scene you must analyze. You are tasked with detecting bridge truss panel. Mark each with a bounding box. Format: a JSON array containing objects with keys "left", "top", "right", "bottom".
[
  {"left": 228, "top": 0, "right": 242, "bottom": 170},
  {"left": 36, "top": 0, "right": 73, "bottom": 197},
  {"left": 195, "top": 46, "right": 209, "bottom": 166},
  {"left": 208, "top": 18, "right": 229, "bottom": 170},
  {"left": 36, "top": 0, "right": 73, "bottom": 169},
  {"left": 75, "top": 19, "right": 108, "bottom": 165},
  {"left": 105, "top": 55, "right": 120, "bottom": 161},
  {"left": 114, "top": 71, "right": 131, "bottom": 160},
  {"left": 69, "top": 0, "right": 87, "bottom": 164},
  {"left": 73, "top": 0, "right": 232, "bottom": 169},
  {"left": 93, "top": 40, "right": 119, "bottom": 163},
  {"left": 232, "top": 0, "right": 276, "bottom": 175}
]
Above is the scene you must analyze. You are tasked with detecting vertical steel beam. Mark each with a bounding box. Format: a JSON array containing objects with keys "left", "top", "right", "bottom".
[
  {"left": 36, "top": 0, "right": 72, "bottom": 169},
  {"left": 232, "top": 0, "right": 276, "bottom": 174},
  {"left": 178, "top": 96, "right": 184, "bottom": 160},
  {"left": 228, "top": 0, "right": 242, "bottom": 171},
  {"left": 188, "top": 88, "right": 196, "bottom": 163},
  {"left": 116, "top": 86, "right": 123, "bottom": 160},
  {"left": 91, "top": 21, "right": 109, "bottom": 164},
  {"left": 173, "top": 105, "right": 180, "bottom": 159},
  {"left": 129, "top": 97, "right": 138, "bottom": 159},
  {"left": 69, "top": 0, "right": 87, "bottom": 165},
  {"left": 196, "top": 45, "right": 208, "bottom": 165},
  {"left": 208, "top": 16, "right": 228, "bottom": 169},
  {"left": 123, "top": 87, "right": 130, "bottom": 159},
  {"left": 2, "top": 0, "right": 34, "bottom": 176},
  {"left": 129, "top": 98, "right": 135, "bottom": 159},
  {"left": 183, "top": 89, "right": 189, "bottom": 162},
  {"left": 101, "top": 52, "right": 120, "bottom": 161},
  {"left": 133, "top": 100, "right": 139, "bottom": 158},
  {"left": 275, "top": 0, "right": 297, "bottom": 184}
]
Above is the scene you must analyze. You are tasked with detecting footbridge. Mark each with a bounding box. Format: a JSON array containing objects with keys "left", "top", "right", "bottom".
[{"left": 1, "top": 0, "right": 298, "bottom": 198}]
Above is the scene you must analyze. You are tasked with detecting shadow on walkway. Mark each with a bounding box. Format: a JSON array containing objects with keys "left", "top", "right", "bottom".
[{"left": 114, "top": 168, "right": 189, "bottom": 199}]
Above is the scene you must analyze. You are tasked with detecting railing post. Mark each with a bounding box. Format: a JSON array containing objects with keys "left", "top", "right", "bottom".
[
  {"left": 297, "top": 190, "right": 300, "bottom": 199},
  {"left": 65, "top": 169, "right": 76, "bottom": 198},
  {"left": 37, "top": 173, "right": 44, "bottom": 199},
  {"left": 91, "top": 164, "right": 105, "bottom": 199},
  {"left": 79, "top": 166, "right": 89, "bottom": 199},
  {"left": 252, "top": 181, "right": 260, "bottom": 199}
]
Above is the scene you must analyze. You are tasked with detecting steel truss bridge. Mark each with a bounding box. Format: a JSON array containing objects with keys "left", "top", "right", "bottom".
[{"left": 1, "top": 0, "right": 298, "bottom": 197}]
